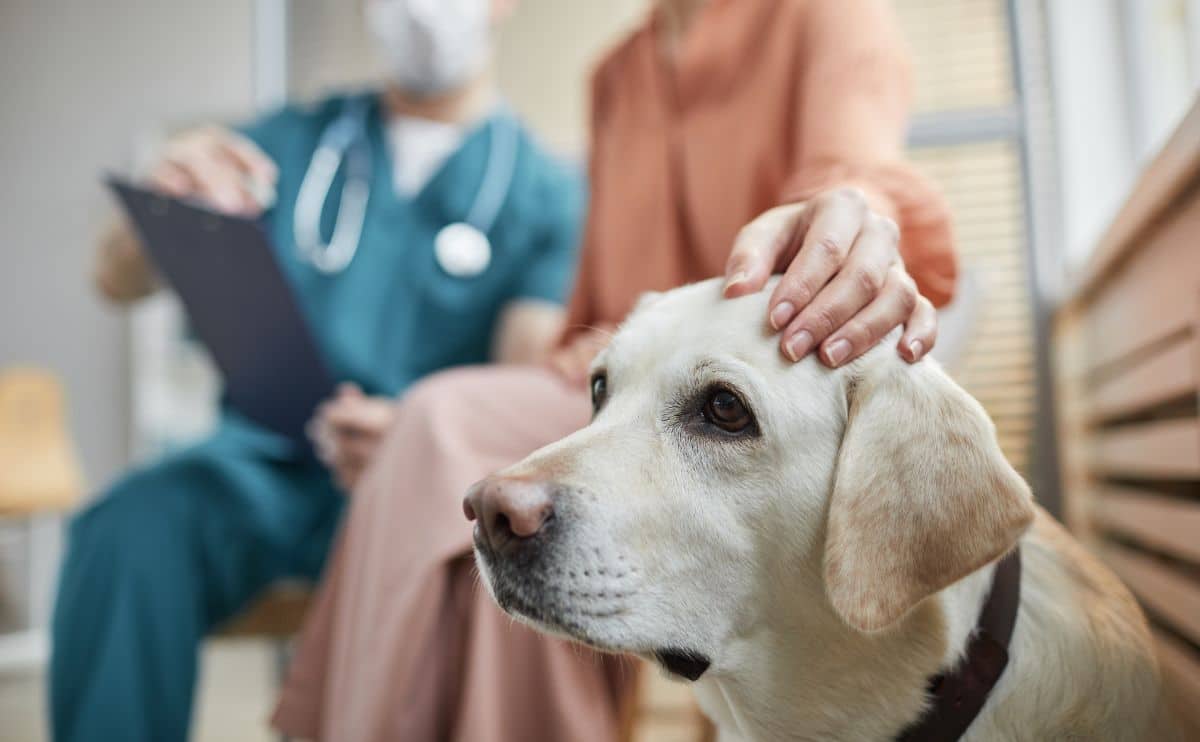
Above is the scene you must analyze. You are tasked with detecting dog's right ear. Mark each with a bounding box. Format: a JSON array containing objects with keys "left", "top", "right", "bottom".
[{"left": 823, "top": 353, "right": 1034, "bottom": 633}]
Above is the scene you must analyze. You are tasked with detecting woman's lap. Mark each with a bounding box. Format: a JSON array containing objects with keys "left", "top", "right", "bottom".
[{"left": 273, "top": 364, "right": 618, "bottom": 741}]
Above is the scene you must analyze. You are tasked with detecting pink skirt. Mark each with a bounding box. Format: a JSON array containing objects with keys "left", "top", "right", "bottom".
[{"left": 272, "top": 365, "right": 634, "bottom": 741}]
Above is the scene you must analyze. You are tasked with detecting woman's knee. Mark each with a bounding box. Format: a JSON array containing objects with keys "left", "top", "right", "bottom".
[
  {"left": 386, "top": 365, "right": 586, "bottom": 465},
  {"left": 397, "top": 364, "right": 567, "bottom": 427},
  {"left": 388, "top": 367, "right": 505, "bottom": 452},
  {"left": 399, "top": 365, "right": 498, "bottom": 418}
]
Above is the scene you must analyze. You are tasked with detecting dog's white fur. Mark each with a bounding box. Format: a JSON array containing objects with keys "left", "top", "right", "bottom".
[{"left": 474, "top": 279, "right": 1172, "bottom": 741}]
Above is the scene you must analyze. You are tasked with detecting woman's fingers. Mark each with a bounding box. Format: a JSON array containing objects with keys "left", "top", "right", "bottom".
[
  {"left": 777, "top": 213, "right": 897, "bottom": 361},
  {"left": 766, "top": 189, "right": 870, "bottom": 332},
  {"left": 899, "top": 294, "right": 937, "bottom": 362},
  {"left": 723, "top": 203, "right": 809, "bottom": 298},
  {"left": 726, "top": 187, "right": 938, "bottom": 365},
  {"left": 814, "top": 266, "right": 921, "bottom": 368}
]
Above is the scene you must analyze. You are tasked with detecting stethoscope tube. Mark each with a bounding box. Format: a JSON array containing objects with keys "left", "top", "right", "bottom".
[{"left": 293, "top": 97, "right": 517, "bottom": 276}]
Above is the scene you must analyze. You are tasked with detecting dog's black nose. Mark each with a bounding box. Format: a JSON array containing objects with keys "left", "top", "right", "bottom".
[{"left": 464, "top": 477, "right": 555, "bottom": 552}]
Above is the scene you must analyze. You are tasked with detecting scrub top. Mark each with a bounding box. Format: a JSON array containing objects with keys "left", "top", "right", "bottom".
[{"left": 222, "top": 91, "right": 584, "bottom": 456}]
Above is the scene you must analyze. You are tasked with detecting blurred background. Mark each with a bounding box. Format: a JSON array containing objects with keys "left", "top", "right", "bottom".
[{"left": 2, "top": 0, "right": 1200, "bottom": 740}]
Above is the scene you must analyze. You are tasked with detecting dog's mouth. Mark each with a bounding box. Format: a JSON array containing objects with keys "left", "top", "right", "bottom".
[
  {"left": 473, "top": 525, "right": 712, "bottom": 681},
  {"left": 473, "top": 535, "right": 625, "bottom": 647}
]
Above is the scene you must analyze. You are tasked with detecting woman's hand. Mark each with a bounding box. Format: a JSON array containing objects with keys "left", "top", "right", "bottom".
[
  {"left": 148, "top": 126, "right": 278, "bottom": 216},
  {"left": 723, "top": 187, "right": 936, "bottom": 367},
  {"left": 546, "top": 326, "right": 614, "bottom": 387},
  {"left": 308, "top": 384, "right": 398, "bottom": 492}
]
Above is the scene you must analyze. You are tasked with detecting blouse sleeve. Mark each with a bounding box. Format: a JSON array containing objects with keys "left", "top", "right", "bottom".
[
  {"left": 781, "top": 0, "right": 958, "bottom": 307},
  {"left": 560, "top": 62, "right": 614, "bottom": 343}
]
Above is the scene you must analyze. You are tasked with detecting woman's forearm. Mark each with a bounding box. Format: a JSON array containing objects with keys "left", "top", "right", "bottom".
[{"left": 94, "top": 219, "right": 159, "bottom": 304}]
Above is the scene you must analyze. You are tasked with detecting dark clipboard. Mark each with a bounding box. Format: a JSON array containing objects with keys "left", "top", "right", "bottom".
[{"left": 107, "top": 177, "right": 335, "bottom": 452}]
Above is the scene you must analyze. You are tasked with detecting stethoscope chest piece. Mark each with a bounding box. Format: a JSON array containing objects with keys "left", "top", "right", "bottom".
[{"left": 435, "top": 222, "right": 491, "bottom": 278}]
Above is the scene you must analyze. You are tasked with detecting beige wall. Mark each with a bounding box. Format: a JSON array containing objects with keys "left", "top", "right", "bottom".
[
  {"left": 0, "top": 0, "right": 258, "bottom": 488},
  {"left": 495, "top": 0, "right": 645, "bottom": 153}
]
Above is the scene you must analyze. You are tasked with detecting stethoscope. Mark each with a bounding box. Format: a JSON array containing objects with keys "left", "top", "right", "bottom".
[{"left": 293, "top": 97, "right": 519, "bottom": 277}]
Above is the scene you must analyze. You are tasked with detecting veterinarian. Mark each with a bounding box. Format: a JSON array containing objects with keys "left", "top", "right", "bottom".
[
  {"left": 270, "top": 1, "right": 960, "bottom": 741},
  {"left": 49, "top": 2, "right": 585, "bottom": 741}
]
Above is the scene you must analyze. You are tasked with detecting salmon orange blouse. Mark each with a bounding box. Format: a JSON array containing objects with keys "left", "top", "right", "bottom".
[{"left": 565, "top": 0, "right": 958, "bottom": 337}]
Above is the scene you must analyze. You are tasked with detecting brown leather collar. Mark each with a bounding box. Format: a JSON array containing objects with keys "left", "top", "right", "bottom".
[{"left": 896, "top": 548, "right": 1022, "bottom": 742}]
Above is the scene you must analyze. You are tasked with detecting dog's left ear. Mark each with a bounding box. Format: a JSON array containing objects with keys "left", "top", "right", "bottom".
[{"left": 823, "top": 353, "right": 1034, "bottom": 633}]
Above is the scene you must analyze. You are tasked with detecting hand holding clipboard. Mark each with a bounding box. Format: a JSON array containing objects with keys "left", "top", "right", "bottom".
[{"left": 107, "top": 177, "right": 335, "bottom": 451}]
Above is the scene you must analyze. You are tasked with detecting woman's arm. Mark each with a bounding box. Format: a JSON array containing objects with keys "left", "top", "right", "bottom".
[
  {"left": 491, "top": 300, "right": 566, "bottom": 365},
  {"left": 94, "top": 220, "right": 159, "bottom": 304},
  {"left": 725, "top": 0, "right": 957, "bottom": 367}
]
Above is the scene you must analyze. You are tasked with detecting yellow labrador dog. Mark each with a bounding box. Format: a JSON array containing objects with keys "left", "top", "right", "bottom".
[{"left": 467, "top": 279, "right": 1171, "bottom": 741}]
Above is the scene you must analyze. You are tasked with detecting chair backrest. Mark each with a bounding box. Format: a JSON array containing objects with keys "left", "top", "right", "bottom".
[{"left": 0, "top": 368, "right": 84, "bottom": 515}]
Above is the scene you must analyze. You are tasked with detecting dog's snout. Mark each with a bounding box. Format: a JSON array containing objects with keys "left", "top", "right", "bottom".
[{"left": 464, "top": 477, "right": 556, "bottom": 552}]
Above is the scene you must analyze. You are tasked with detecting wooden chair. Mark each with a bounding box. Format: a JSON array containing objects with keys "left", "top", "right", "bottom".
[
  {"left": 0, "top": 368, "right": 84, "bottom": 516},
  {"left": 0, "top": 368, "right": 83, "bottom": 668},
  {"left": 1054, "top": 98, "right": 1200, "bottom": 738},
  {"left": 214, "top": 583, "right": 313, "bottom": 742}
]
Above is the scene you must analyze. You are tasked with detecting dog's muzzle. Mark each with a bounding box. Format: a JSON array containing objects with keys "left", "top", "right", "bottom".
[
  {"left": 467, "top": 475, "right": 711, "bottom": 680},
  {"left": 466, "top": 476, "right": 590, "bottom": 636}
]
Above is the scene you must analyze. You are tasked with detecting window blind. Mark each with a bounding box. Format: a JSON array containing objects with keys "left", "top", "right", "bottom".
[{"left": 898, "top": 0, "right": 1037, "bottom": 477}]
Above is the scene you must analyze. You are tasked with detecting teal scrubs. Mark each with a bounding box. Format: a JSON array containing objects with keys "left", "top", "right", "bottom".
[{"left": 50, "top": 92, "right": 582, "bottom": 742}]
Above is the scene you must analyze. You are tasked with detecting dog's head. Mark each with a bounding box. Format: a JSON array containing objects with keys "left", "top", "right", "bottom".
[{"left": 468, "top": 279, "right": 1033, "bottom": 681}]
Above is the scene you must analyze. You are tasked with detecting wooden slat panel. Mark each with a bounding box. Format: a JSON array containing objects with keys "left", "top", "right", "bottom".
[
  {"left": 1068, "top": 98, "right": 1200, "bottom": 305},
  {"left": 1089, "top": 419, "right": 1200, "bottom": 478},
  {"left": 1154, "top": 629, "right": 1200, "bottom": 738},
  {"left": 1091, "top": 487, "right": 1200, "bottom": 564},
  {"left": 1081, "top": 194, "right": 1200, "bottom": 371},
  {"left": 1102, "top": 544, "right": 1200, "bottom": 647},
  {"left": 1086, "top": 334, "right": 1196, "bottom": 423},
  {"left": 909, "top": 136, "right": 1033, "bottom": 478}
]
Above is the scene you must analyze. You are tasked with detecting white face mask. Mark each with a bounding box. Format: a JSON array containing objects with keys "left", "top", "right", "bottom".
[{"left": 365, "top": 0, "right": 491, "bottom": 97}]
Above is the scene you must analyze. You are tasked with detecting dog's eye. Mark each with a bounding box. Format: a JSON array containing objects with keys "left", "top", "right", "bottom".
[
  {"left": 703, "top": 388, "right": 753, "bottom": 433},
  {"left": 590, "top": 372, "right": 608, "bottom": 413}
]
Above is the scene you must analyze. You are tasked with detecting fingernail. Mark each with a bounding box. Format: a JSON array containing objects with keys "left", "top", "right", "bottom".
[
  {"left": 784, "top": 330, "right": 813, "bottom": 362},
  {"left": 824, "top": 339, "right": 852, "bottom": 367},
  {"left": 908, "top": 340, "right": 924, "bottom": 361},
  {"left": 724, "top": 271, "right": 749, "bottom": 292},
  {"left": 770, "top": 301, "right": 795, "bottom": 330}
]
